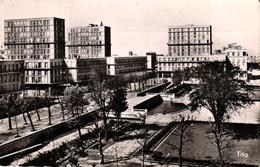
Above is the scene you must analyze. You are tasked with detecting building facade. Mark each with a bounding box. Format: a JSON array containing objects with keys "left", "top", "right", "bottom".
[
  {"left": 66, "top": 23, "right": 111, "bottom": 59},
  {"left": 157, "top": 54, "right": 226, "bottom": 78},
  {"left": 107, "top": 56, "right": 147, "bottom": 76},
  {"left": 0, "top": 60, "right": 24, "bottom": 96},
  {"left": 65, "top": 58, "right": 107, "bottom": 84},
  {"left": 4, "top": 17, "right": 66, "bottom": 96},
  {"left": 168, "top": 25, "right": 212, "bottom": 56},
  {"left": 223, "top": 43, "right": 248, "bottom": 71},
  {"left": 157, "top": 24, "right": 214, "bottom": 79}
]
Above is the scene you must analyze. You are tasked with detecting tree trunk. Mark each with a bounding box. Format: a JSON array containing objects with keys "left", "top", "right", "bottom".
[
  {"left": 71, "top": 107, "right": 75, "bottom": 117},
  {"left": 99, "top": 131, "right": 104, "bottom": 164},
  {"left": 35, "top": 108, "right": 41, "bottom": 121},
  {"left": 76, "top": 106, "right": 82, "bottom": 138},
  {"left": 179, "top": 131, "right": 183, "bottom": 167},
  {"left": 22, "top": 112, "right": 28, "bottom": 124},
  {"left": 142, "top": 82, "right": 145, "bottom": 90},
  {"left": 138, "top": 80, "right": 141, "bottom": 91},
  {"left": 117, "top": 116, "right": 120, "bottom": 129},
  {"left": 48, "top": 106, "right": 52, "bottom": 117},
  {"left": 216, "top": 135, "right": 224, "bottom": 166},
  {"left": 129, "top": 83, "right": 132, "bottom": 92},
  {"left": 8, "top": 112, "right": 12, "bottom": 130},
  {"left": 48, "top": 107, "right": 52, "bottom": 125},
  {"left": 14, "top": 116, "right": 19, "bottom": 137},
  {"left": 103, "top": 112, "right": 108, "bottom": 141},
  {"left": 59, "top": 100, "right": 65, "bottom": 120},
  {"left": 77, "top": 126, "right": 82, "bottom": 138},
  {"left": 27, "top": 111, "right": 35, "bottom": 131},
  {"left": 142, "top": 128, "right": 147, "bottom": 167}
]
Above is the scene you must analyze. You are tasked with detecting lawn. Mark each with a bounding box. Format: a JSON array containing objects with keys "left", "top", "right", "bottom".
[{"left": 151, "top": 122, "right": 260, "bottom": 166}]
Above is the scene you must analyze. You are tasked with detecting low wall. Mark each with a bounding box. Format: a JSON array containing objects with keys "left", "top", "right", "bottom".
[
  {"left": 146, "top": 93, "right": 175, "bottom": 101},
  {"left": 133, "top": 94, "right": 163, "bottom": 110},
  {"left": 137, "top": 82, "right": 170, "bottom": 96},
  {"left": 145, "top": 121, "right": 176, "bottom": 150},
  {"left": 0, "top": 110, "right": 99, "bottom": 158}
]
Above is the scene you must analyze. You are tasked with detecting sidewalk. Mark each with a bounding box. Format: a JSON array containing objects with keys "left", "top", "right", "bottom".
[{"left": 0, "top": 102, "right": 97, "bottom": 145}]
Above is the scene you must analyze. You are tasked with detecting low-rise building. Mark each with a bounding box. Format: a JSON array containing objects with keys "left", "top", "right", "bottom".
[
  {"left": 65, "top": 58, "right": 107, "bottom": 84},
  {"left": 107, "top": 56, "right": 147, "bottom": 76},
  {"left": 223, "top": 43, "right": 248, "bottom": 71},
  {"left": 157, "top": 54, "right": 226, "bottom": 78}
]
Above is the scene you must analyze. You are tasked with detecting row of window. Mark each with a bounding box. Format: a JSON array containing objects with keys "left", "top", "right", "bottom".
[
  {"left": 158, "top": 56, "right": 224, "bottom": 62},
  {"left": 25, "top": 70, "right": 64, "bottom": 84},
  {"left": 115, "top": 66, "right": 146, "bottom": 74},
  {"left": 6, "top": 48, "right": 50, "bottom": 54},
  {"left": 226, "top": 51, "right": 247, "bottom": 56},
  {"left": 8, "top": 55, "right": 50, "bottom": 60},
  {"left": 67, "top": 54, "right": 104, "bottom": 59},
  {"left": 6, "top": 44, "right": 50, "bottom": 49},
  {"left": 169, "top": 31, "right": 209, "bottom": 37},
  {"left": 25, "top": 62, "right": 49, "bottom": 69},
  {"left": 5, "top": 26, "right": 51, "bottom": 33},
  {"left": 68, "top": 32, "right": 102, "bottom": 38},
  {"left": 25, "top": 76, "right": 47, "bottom": 83},
  {"left": 5, "top": 19, "right": 51, "bottom": 27},
  {"left": 5, "top": 37, "right": 51, "bottom": 44},
  {"left": 0, "top": 63, "right": 22, "bottom": 73},
  {"left": 25, "top": 70, "right": 48, "bottom": 76},
  {"left": 67, "top": 40, "right": 103, "bottom": 45},
  {"left": 169, "top": 45, "right": 211, "bottom": 53},
  {"left": 70, "top": 27, "right": 101, "bottom": 33},
  {"left": 68, "top": 49, "right": 102, "bottom": 54},
  {"left": 0, "top": 73, "right": 22, "bottom": 83},
  {"left": 158, "top": 64, "right": 198, "bottom": 71},
  {"left": 0, "top": 84, "right": 21, "bottom": 94},
  {"left": 5, "top": 32, "right": 51, "bottom": 39},
  {"left": 169, "top": 27, "right": 210, "bottom": 32},
  {"left": 78, "top": 66, "right": 106, "bottom": 74},
  {"left": 169, "top": 37, "right": 209, "bottom": 42}
]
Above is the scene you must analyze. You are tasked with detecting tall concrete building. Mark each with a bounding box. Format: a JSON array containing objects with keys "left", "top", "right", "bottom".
[
  {"left": 157, "top": 24, "right": 213, "bottom": 79},
  {"left": 4, "top": 17, "right": 66, "bottom": 96},
  {"left": 66, "top": 23, "right": 111, "bottom": 59},
  {"left": 168, "top": 25, "right": 212, "bottom": 56},
  {"left": 0, "top": 60, "right": 24, "bottom": 96}
]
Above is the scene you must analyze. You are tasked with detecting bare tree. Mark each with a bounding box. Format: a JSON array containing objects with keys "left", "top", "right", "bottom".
[
  {"left": 20, "top": 97, "right": 35, "bottom": 131},
  {"left": 63, "top": 85, "right": 88, "bottom": 138},
  {"left": 189, "top": 62, "right": 253, "bottom": 166},
  {"left": 32, "top": 97, "right": 41, "bottom": 121},
  {"left": 135, "top": 113, "right": 147, "bottom": 167},
  {"left": 89, "top": 72, "right": 113, "bottom": 141},
  {"left": 0, "top": 95, "right": 14, "bottom": 130},
  {"left": 109, "top": 87, "right": 128, "bottom": 128},
  {"left": 207, "top": 121, "right": 233, "bottom": 166},
  {"left": 52, "top": 88, "right": 66, "bottom": 121},
  {"left": 44, "top": 92, "right": 53, "bottom": 125},
  {"left": 167, "top": 115, "right": 194, "bottom": 167}
]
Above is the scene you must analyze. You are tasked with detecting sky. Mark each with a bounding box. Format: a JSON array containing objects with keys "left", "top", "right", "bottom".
[{"left": 0, "top": 0, "right": 259, "bottom": 56}]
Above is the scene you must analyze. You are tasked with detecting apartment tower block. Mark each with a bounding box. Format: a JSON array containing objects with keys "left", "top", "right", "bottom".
[{"left": 4, "top": 17, "right": 66, "bottom": 96}]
